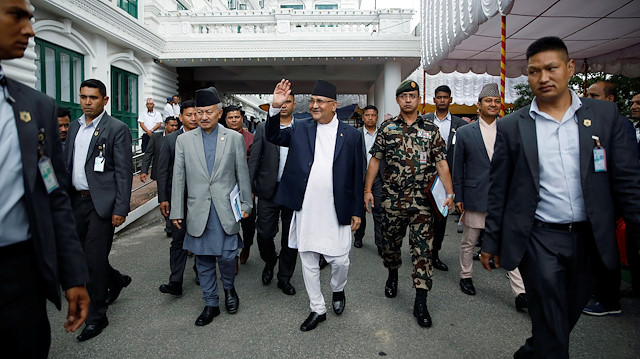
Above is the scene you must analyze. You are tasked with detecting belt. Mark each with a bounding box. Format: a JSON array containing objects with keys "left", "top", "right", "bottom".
[
  {"left": 74, "top": 190, "right": 91, "bottom": 198},
  {"left": 533, "top": 219, "right": 590, "bottom": 233},
  {"left": 0, "top": 240, "right": 32, "bottom": 260}
]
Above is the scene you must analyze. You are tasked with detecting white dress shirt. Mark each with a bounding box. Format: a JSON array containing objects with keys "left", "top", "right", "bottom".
[
  {"left": 138, "top": 110, "right": 162, "bottom": 133},
  {"left": 268, "top": 106, "right": 293, "bottom": 182},
  {"left": 363, "top": 127, "right": 377, "bottom": 166},
  {"left": 72, "top": 110, "right": 106, "bottom": 191},
  {"left": 432, "top": 111, "right": 452, "bottom": 148}
]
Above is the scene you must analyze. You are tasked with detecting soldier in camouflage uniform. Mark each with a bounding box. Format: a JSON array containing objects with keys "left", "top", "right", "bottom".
[{"left": 364, "top": 79, "right": 455, "bottom": 328}]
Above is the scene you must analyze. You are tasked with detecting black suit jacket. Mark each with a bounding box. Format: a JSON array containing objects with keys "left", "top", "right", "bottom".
[
  {"left": 66, "top": 113, "right": 133, "bottom": 218},
  {"left": 6, "top": 78, "right": 89, "bottom": 309},
  {"left": 266, "top": 113, "right": 365, "bottom": 225},
  {"left": 484, "top": 98, "right": 640, "bottom": 271},
  {"left": 452, "top": 120, "right": 491, "bottom": 212},
  {"left": 156, "top": 128, "right": 184, "bottom": 203},
  {"left": 140, "top": 131, "right": 165, "bottom": 180},
  {"left": 423, "top": 112, "right": 468, "bottom": 170},
  {"left": 248, "top": 122, "right": 280, "bottom": 200}
]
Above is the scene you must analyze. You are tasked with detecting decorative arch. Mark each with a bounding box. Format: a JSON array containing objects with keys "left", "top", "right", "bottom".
[
  {"left": 33, "top": 19, "right": 96, "bottom": 58},
  {"left": 108, "top": 51, "right": 147, "bottom": 76}
]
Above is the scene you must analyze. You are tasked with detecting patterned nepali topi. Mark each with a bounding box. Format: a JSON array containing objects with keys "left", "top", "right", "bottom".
[
  {"left": 311, "top": 80, "right": 337, "bottom": 100},
  {"left": 195, "top": 87, "right": 221, "bottom": 107},
  {"left": 478, "top": 83, "right": 500, "bottom": 101}
]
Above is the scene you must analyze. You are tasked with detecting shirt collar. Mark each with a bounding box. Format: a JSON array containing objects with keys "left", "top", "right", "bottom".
[
  {"left": 78, "top": 110, "right": 106, "bottom": 129},
  {"left": 529, "top": 90, "right": 583, "bottom": 123},
  {"left": 433, "top": 111, "right": 451, "bottom": 122}
]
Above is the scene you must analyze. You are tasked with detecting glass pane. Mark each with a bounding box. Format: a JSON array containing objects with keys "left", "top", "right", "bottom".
[
  {"left": 60, "top": 53, "right": 70, "bottom": 102},
  {"left": 123, "top": 75, "right": 130, "bottom": 112},
  {"left": 130, "top": 77, "right": 137, "bottom": 115},
  {"left": 44, "top": 47, "right": 56, "bottom": 98},
  {"left": 113, "top": 72, "right": 121, "bottom": 111},
  {"left": 34, "top": 43, "right": 41, "bottom": 92},
  {"left": 73, "top": 57, "right": 82, "bottom": 104}
]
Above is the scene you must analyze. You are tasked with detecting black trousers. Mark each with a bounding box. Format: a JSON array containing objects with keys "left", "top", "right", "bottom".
[
  {"left": 255, "top": 193, "right": 297, "bottom": 283},
  {"left": 0, "top": 241, "right": 50, "bottom": 359},
  {"left": 432, "top": 214, "right": 448, "bottom": 252},
  {"left": 72, "top": 195, "right": 127, "bottom": 324},
  {"left": 355, "top": 177, "right": 382, "bottom": 248},
  {"left": 168, "top": 220, "right": 188, "bottom": 283},
  {"left": 240, "top": 200, "right": 256, "bottom": 248},
  {"left": 626, "top": 226, "right": 640, "bottom": 291},
  {"left": 141, "top": 133, "right": 150, "bottom": 153},
  {"left": 517, "top": 223, "right": 597, "bottom": 359}
]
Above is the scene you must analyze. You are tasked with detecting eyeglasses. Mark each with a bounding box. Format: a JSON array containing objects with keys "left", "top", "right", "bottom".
[
  {"left": 308, "top": 98, "right": 335, "bottom": 106},
  {"left": 196, "top": 110, "right": 217, "bottom": 116},
  {"left": 398, "top": 93, "right": 418, "bottom": 100}
]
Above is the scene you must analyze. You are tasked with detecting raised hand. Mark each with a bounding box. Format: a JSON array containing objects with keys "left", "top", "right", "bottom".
[{"left": 272, "top": 79, "right": 291, "bottom": 108}]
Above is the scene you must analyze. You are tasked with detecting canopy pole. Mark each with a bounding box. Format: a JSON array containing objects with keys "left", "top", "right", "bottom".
[
  {"left": 583, "top": 59, "right": 589, "bottom": 94},
  {"left": 422, "top": 68, "right": 426, "bottom": 114},
  {"left": 500, "top": 15, "right": 506, "bottom": 117}
]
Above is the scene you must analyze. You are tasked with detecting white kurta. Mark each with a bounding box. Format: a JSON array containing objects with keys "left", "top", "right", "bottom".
[{"left": 289, "top": 115, "right": 352, "bottom": 256}]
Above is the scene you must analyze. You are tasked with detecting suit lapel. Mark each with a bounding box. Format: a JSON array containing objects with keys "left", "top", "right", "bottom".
[
  {"left": 307, "top": 120, "right": 317, "bottom": 156},
  {"left": 334, "top": 121, "right": 346, "bottom": 161},
  {"left": 576, "top": 103, "right": 596, "bottom": 186},
  {"left": 471, "top": 122, "right": 490, "bottom": 162},
  {"left": 192, "top": 127, "right": 208, "bottom": 176},
  {"left": 7, "top": 80, "right": 38, "bottom": 192},
  {"left": 67, "top": 120, "right": 80, "bottom": 168},
  {"left": 212, "top": 126, "right": 228, "bottom": 180},
  {"left": 518, "top": 108, "right": 540, "bottom": 193},
  {"left": 86, "top": 114, "right": 110, "bottom": 165}
]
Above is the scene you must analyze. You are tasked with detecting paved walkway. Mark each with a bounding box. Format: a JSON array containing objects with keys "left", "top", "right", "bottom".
[{"left": 47, "top": 211, "right": 640, "bottom": 358}]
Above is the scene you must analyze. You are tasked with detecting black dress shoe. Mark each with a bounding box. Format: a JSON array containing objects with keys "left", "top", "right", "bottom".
[
  {"left": 384, "top": 277, "right": 398, "bottom": 298},
  {"left": 77, "top": 318, "right": 109, "bottom": 342},
  {"left": 332, "top": 291, "right": 346, "bottom": 315},
  {"left": 224, "top": 287, "right": 240, "bottom": 314},
  {"left": 432, "top": 258, "right": 449, "bottom": 271},
  {"left": 460, "top": 278, "right": 476, "bottom": 295},
  {"left": 319, "top": 255, "right": 328, "bottom": 270},
  {"left": 195, "top": 306, "right": 220, "bottom": 326},
  {"left": 413, "top": 296, "right": 432, "bottom": 328},
  {"left": 300, "top": 312, "right": 326, "bottom": 332},
  {"left": 515, "top": 293, "right": 528, "bottom": 312},
  {"left": 159, "top": 281, "right": 183, "bottom": 296},
  {"left": 472, "top": 251, "right": 481, "bottom": 261},
  {"left": 353, "top": 238, "right": 363, "bottom": 248},
  {"left": 105, "top": 275, "right": 132, "bottom": 305},
  {"left": 277, "top": 281, "right": 296, "bottom": 295},
  {"left": 262, "top": 262, "right": 276, "bottom": 285}
]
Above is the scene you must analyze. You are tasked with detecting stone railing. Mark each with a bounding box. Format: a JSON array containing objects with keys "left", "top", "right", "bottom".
[{"left": 148, "top": 8, "right": 416, "bottom": 37}]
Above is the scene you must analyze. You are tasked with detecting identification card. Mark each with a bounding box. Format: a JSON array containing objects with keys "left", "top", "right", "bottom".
[
  {"left": 452, "top": 133, "right": 457, "bottom": 145},
  {"left": 94, "top": 156, "right": 105, "bottom": 172},
  {"left": 420, "top": 151, "right": 427, "bottom": 164},
  {"left": 38, "top": 157, "right": 59, "bottom": 193},
  {"left": 593, "top": 147, "right": 607, "bottom": 172}
]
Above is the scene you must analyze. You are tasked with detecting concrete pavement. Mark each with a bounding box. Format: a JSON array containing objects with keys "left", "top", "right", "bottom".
[{"left": 47, "top": 211, "right": 640, "bottom": 358}]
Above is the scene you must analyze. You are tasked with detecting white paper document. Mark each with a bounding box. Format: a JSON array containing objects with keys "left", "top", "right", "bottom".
[
  {"left": 430, "top": 175, "right": 448, "bottom": 218},
  {"left": 230, "top": 184, "right": 242, "bottom": 222}
]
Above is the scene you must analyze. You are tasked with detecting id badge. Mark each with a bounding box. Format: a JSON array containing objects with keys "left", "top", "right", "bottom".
[
  {"left": 38, "top": 157, "right": 59, "bottom": 193},
  {"left": 452, "top": 133, "right": 457, "bottom": 145},
  {"left": 94, "top": 156, "right": 105, "bottom": 172},
  {"left": 593, "top": 147, "right": 607, "bottom": 172},
  {"left": 419, "top": 151, "right": 427, "bottom": 164}
]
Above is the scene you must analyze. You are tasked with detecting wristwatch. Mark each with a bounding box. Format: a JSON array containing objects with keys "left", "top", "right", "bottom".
[{"left": 446, "top": 193, "right": 455, "bottom": 200}]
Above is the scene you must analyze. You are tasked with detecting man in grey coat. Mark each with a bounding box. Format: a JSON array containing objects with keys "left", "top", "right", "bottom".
[{"left": 171, "top": 87, "right": 252, "bottom": 327}]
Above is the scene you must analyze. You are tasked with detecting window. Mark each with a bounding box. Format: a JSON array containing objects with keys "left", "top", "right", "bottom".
[
  {"left": 281, "top": 4, "right": 304, "bottom": 9},
  {"left": 118, "top": 0, "right": 137, "bottom": 18},
  {"left": 111, "top": 67, "right": 139, "bottom": 139},
  {"left": 34, "top": 38, "right": 84, "bottom": 120},
  {"left": 315, "top": 4, "right": 338, "bottom": 9},
  {"left": 177, "top": 1, "right": 187, "bottom": 10}
]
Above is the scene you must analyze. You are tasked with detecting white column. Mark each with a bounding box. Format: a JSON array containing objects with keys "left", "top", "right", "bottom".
[
  {"left": 383, "top": 60, "right": 401, "bottom": 120},
  {"left": 374, "top": 69, "right": 385, "bottom": 126}
]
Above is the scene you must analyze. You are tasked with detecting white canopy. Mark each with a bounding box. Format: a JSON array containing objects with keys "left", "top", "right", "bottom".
[{"left": 421, "top": 0, "right": 640, "bottom": 78}]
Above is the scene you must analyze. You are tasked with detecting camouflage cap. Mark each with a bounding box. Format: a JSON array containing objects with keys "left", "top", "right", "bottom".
[{"left": 396, "top": 79, "right": 420, "bottom": 96}]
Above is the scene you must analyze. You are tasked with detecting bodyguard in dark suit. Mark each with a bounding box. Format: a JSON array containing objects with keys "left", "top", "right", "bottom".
[
  {"left": 481, "top": 37, "right": 640, "bottom": 358},
  {"left": 266, "top": 79, "right": 364, "bottom": 332},
  {"left": 157, "top": 100, "right": 199, "bottom": 295},
  {"left": 0, "top": 2, "right": 90, "bottom": 356},
  {"left": 141, "top": 116, "right": 178, "bottom": 236},
  {"left": 66, "top": 79, "right": 133, "bottom": 341},
  {"left": 248, "top": 93, "right": 297, "bottom": 295},
  {"left": 423, "top": 85, "right": 467, "bottom": 271}
]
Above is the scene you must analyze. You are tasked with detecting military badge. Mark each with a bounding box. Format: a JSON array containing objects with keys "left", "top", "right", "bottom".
[
  {"left": 583, "top": 119, "right": 591, "bottom": 127},
  {"left": 19, "top": 111, "right": 31, "bottom": 123}
]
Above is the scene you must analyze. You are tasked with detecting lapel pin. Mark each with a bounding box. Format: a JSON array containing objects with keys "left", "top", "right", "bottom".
[
  {"left": 221, "top": 137, "right": 225, "bottom": 141},
  {"left": 340, "top": 133, "right": 344, "bottom": 137},
  {"left": 583, "top": 119, "right": 591, "bottom": 127},
  {"left": 19, "top": 111, "right": 31, "bottom": 123}
]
